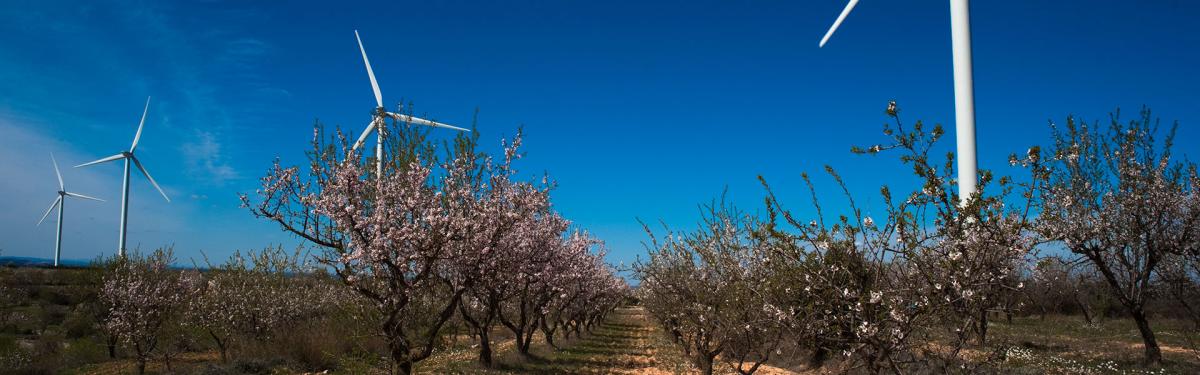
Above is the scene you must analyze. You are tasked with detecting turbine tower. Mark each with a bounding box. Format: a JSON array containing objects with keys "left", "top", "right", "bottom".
[
  {"left": 37, "top": 153, "right": 104, "bottom": 267},
  {"left": 818, "top": 0, "right": 979, "bottom": 205},
  {"left": 350, "top": 30, "right": 470, "bottom": 176},
  {"left": 76, "top": 97, "right": 170, "bottom": 257}
]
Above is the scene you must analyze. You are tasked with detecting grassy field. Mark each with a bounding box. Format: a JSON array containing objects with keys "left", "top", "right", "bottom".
[{"left": 984, "top": 315, "right": 1199, "bottom": 374}]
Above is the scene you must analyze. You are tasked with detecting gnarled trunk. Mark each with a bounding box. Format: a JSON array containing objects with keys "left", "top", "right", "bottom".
[
  {"left": 539, "top": 317, "right": 559, "bottom": 349},
  {"left": 1130, "top": 307, "right": 1163, "bottom": 366}
]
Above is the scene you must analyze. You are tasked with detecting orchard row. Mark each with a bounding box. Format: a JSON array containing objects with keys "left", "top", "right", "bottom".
[
  {"left": 98, "top": 122, "right": 628, "bottom": 374},
  {"left": 635, "top": 104, "right": 1199, "bottom": 374}
]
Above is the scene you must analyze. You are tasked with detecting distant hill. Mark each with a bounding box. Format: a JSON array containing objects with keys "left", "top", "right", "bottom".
[
  {"left": 0, "top": 256, "right": 93, "bottom": 268},
  {"left": 0, "top": 256, "right": 222, "bottom": 271}
]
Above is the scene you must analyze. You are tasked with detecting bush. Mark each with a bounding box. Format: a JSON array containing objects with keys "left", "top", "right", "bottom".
[
  {"left": 59, "top": 338, "right": 107, "bottom": 369},
  {"left": 233, "top": 357, "right": 290, "bottom": 374},
  {"left": 61, "top": 306, "right": 97, "bottom": 339}
]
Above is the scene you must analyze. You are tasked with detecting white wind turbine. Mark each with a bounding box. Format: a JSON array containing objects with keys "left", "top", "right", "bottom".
[
  {"left": 37, "top": 154, "right": 104, "bottom": 267},
  {"left": 818, "top": 0, "right": 979, "bottom": 205},
  {"left": 75, "top": 97, "right": 171, "bottom": 257},
  {"left": 350, "top": 30, "right": 470, "bottom": 176}
]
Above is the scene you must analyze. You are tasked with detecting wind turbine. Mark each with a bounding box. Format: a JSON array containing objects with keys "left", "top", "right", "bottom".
[
  {"left": 75, "top": 96, "right": 170, "bottom": 257},
  {"left": 350, "top": 30, "right": 470, "bottom": 176},
  {"left": 37, "top": 154, "right": 104, "bottom": 267},
  {"left": 818, "top": 0, "right": 979, "bottom": 205}
]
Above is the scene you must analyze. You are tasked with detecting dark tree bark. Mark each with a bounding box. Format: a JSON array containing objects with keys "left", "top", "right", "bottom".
[{"left": 1130, "top": 307, "right": 1163, "bottom": 365}]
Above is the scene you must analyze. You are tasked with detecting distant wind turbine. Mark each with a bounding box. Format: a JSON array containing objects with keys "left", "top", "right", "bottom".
[
  {"left": 38, "top": 153, "right": 104, "bottom": 267},
  {"left": 818, "top": 0, "right": 979, "bottom": 205},
  {"left": 75, "top": 97, "right": 170, "bottom": 257},
  {"left": 350, "top": 30, "right": 470, "bottom": 176}
]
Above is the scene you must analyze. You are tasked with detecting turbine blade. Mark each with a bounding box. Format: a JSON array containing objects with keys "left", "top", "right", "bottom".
[
  {"left": 131, "top": 96, "right": 151, "bottom": 152},
  {"left": 65, "top": 192, "right": 105, "bottom": 202},
  {"left": 37, "top": 196, "right": 62, "bottom": 226},
  {"left": 352, "top": 120, "right": 377, "bottom": 151},
  {"left": 51, "top": 153, "right": 64, "bottom": 190},
  {"left": 355, "top": 30, "right": 384, "bottom": 108},
  {"left": 130, "top": 156, "right": 170, "bottom": 202},
  {"left": 819, "top": 0, "right": 860, "bottom": 48},
  {"left": 388, "top": 112, "right": 471, "bottom": 132},
  {"left": 75, "top": 153, "right": 127, "bottom": 168}
]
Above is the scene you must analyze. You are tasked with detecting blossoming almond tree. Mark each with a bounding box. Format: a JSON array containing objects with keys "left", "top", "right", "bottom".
[
  {"left": 496, "top": 221, "right": 584, "bottom": 359},
  {"left": 242, "top": 120, "right": 626, "bottom": 373},
  {"left": 100, "top": 247, "right": 197, "bottom": 375},
  {"left": 636, "top": 199, "right": 782, "bottom": 375},
  {"left": 1028, "top": 109, "right": 1200, "bottom": 365},
  {"left": 747, "top": 102, "right": 1038, "bottom": 372},
  {"left": 854, "top": 101, "right": 1038, "bottom": 349},
  {"left": 243, "top": 121, "right": 484, "bottom": 374},
  {"left": 189, "top": 245, "right": 333, "bottom": 362},
  {"left": 537, "top": 238, "right": 626, "bottom": 348},
  {"left": 454, "top": 136, "right": 560, "bottom": 366},
  {"left": 758, "top": 170, "right": 929, "bottom": 373}
]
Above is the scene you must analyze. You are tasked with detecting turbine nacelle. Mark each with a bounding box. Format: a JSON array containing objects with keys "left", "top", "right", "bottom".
[
  {"left": 349, "top": 30, "right": 470, "bottom": 161},
  {"left": 38, "top": 153, "right": 104, "bottom": 227}
]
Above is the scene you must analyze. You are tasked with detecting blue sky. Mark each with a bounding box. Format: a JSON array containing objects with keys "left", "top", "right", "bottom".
[{"left": 1, "top": 0, "right": 1198, "bottom": 270}]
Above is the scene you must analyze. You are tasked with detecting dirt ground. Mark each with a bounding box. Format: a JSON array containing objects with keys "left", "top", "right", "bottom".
[{"left": 417, "top": 307, "right": 804, "bottom": 375}]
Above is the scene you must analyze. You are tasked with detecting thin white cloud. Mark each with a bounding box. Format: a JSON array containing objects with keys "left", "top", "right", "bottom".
[
  {"left": 0, "top": 115, "right": 186, "bottom": 260},
  {"left": 181, "top": 130, "right": 239, "bottom": 184}
]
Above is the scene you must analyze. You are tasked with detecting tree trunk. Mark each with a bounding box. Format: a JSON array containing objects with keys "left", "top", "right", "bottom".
[
  {"left": 977, "top": 309, "right": 989, "bottom": 345},
  {"left": 396, "top": 361, "right": 413, "bottom": 375},
  {"left": 459, "top": 302, "right": 495, "bottom": 367},
  {"left": 134, "top": 342, "right": 147, "bottom": 375},
  {"left": 511, "top": 326, "right": 527, "bottom": 356},
  {"left": 540, "top": 319, "right": 559, "bottom": 349},
  {"left": 808, "top": 341, "right": 829, "bottom": 369},
  {"left": 387, "top": 331, "right": 414, "bottom": 375},
  {"left": 209, "top": 330, "right": 228, "bottom": 363},
  {"left": 521, "top": 326, "right": 537, "bottom": 358},
  {"left": 477, "top": 328, "right": 494, "bottom": 367},
  {"left": 1130, "top": 307, "right": 1163, "bottom": 366},
  {"left": 1079, "top": 299, "right": 1095, "bottom": 325},
  {"left": 500, "top": 319, "right": 532, "bottom": 358},
  {"left": 695, "top": 351, "right": 719, "bottom": 375},
  {"left": 737, "top": 355, "right": 767, "bottom": 375}
]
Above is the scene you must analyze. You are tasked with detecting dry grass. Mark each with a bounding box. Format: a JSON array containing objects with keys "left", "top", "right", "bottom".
[
  {"left": 985, "top": 315, "right": 1199, "bottom": 374},
  {"left": 74, "top": 351, "right": 222, "bottom": 375}
]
